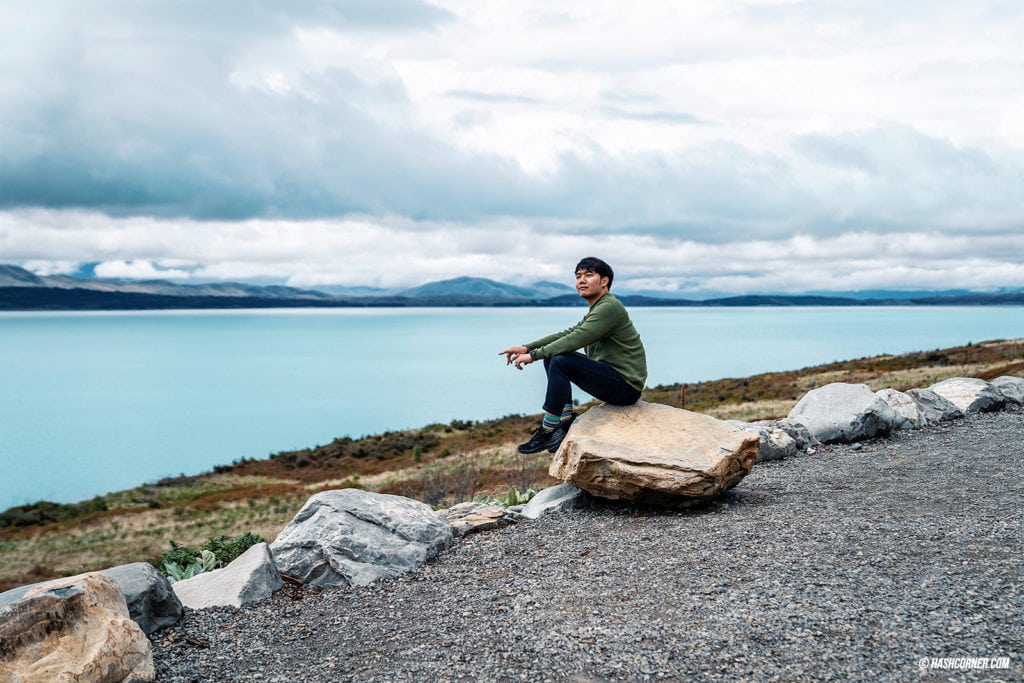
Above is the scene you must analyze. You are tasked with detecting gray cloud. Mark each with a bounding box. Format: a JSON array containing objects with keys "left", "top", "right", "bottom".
[{"left": 2, "top": 2, "right": 1021, "bottom": 236}]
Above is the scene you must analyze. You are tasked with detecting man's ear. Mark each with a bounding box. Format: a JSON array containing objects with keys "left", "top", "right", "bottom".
[{"left": 600, "top": 276, "right": 610, "bottom": 290}]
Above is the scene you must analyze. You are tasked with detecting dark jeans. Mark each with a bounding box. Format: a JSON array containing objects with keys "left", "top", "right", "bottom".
[{"left": 542, "top": 352, "right": 641, "bottom": 416}]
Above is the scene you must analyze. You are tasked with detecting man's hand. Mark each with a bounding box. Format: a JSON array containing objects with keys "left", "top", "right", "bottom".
[{"left": 499, "top": 346, "right": 532, "bottom": 369}]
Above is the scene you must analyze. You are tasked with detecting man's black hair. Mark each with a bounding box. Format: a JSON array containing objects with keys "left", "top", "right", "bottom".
[{"left": 575, "top": 257, "right": 614, "bottom": 289}]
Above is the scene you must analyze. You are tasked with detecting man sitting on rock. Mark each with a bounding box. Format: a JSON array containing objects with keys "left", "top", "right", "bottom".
[{"left": 500, "top": 257, "right": 648, "bottom": 454}]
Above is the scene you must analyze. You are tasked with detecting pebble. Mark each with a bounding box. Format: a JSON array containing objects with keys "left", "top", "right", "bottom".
[{"left": 152, "top": 407, "right": 1023, "bottom": 681}]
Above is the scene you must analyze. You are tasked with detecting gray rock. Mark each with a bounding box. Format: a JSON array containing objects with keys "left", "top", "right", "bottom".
[
  {"left": 772, "top": 418, "right": 820, "bottom": 451},
  {"left": 441, "top": 502, "right": 519, "bottom": 537},
  {"left": 787, "top": 383, "right": 897, "bottom": 444},
  {"left": 270, "top": 489, "right": 453, "bottom": 588},
  {"left": 929, "top": 377, "right": 1005, "bottom": 414},
  {"left": 172, "top": 543, "right": 283, "bottom": 610},
  {"left": 520, "top": 483, "right": 590, "bottom": 519},
  {"left": 102, "top": 562, "right": 183, "bottom": 634},
  {"left": 907, "top": 388, "right": 963, "bottom": 423},
  {"left": 875, "top": 388, "right": 928, "bottom": 430},
  {"left": 729, "top": 421, "right": 798, "bottom": 462},
  {"left": 991, "top": 375, "right": 1024, "bottom": 405}
]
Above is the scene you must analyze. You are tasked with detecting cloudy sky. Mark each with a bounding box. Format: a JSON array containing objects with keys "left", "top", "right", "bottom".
[{"left": 2, "top": 0, "right": 1023, "bottom": 294}]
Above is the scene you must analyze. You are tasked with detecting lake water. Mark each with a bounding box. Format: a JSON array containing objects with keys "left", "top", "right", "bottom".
[{"left": 1, "top": 306, "right": 1022, "bottom": 509}]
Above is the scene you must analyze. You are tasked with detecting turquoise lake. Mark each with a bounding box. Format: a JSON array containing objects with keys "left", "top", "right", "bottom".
[{"left": 1, "top": 306, "right": 1022, "bottom": 509}]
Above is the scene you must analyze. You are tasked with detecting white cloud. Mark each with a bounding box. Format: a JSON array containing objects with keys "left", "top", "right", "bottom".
[
  {"left": 2, "top": 1, "right": 1024, "bottom": 293},
  {"left": 7, "top": 210, "right": 1024, "bottom": 293}
]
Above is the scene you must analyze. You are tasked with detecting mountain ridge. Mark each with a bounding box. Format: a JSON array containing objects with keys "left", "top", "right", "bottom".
[{"left": 1, "top": 264, "right": 1021, "bottom": 310}]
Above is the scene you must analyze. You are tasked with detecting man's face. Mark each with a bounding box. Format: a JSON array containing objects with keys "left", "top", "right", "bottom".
[{"left": 575, "top": 269, "right": 608, "bottom": 298}]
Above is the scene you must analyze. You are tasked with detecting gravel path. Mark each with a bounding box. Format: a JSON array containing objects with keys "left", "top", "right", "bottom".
[{"left": 153, "top": 407, "right": 1023, "bottom": 682}]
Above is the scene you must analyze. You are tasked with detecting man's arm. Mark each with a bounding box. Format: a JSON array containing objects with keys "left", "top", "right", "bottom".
[{"left": 530, "top": 299, "right": 623, "bottom": 360}]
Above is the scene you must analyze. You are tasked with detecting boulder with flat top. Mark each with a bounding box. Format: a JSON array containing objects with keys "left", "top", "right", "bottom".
[{"left": 549, "top": 401, "right": 760, "bottom": 506}]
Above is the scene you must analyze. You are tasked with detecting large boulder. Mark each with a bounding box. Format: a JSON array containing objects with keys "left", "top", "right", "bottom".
[
  {"left": 929, "top": 377, "right": 1005, "bottom": 414},
  {"left": 787, "top": 383, "right": 897, "bottom": 443},
  {"left": 270, "top": 489, "right": 453, "bottom": 588},
  {"left": 519, "top": 483, "right": 591, "bottom": 519},
  {"left": 101, "top": 562, "right": 182, "bottom": 634},
  {"left": 172, "top": 543, "right": 282, "bottom": 610},
  {"left": 991, "top": 376, "right": 1024, "bottom": 405},
  {"left": 0, "top": 572, "right": 154, "bottom": 682},
  {"left": 728, "top": 420, "right": 798, "bottom": 462},
  {"left": 875, "top": 388, "right": 929, "bottom": 430},
  {"left": 548, "top": 402, "right": 759, "bottom": 506},
  {"left": 907, "top": 388, "right": 963, "bottom": 423}
]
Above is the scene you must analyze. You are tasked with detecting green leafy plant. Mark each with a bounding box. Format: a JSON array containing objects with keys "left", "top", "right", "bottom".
[{"left": 159, "top": 532, "right": 265, "bottom": 582}]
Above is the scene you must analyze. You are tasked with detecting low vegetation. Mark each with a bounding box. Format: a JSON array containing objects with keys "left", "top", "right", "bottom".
[{"left": 1, "top": 338, "right": 1021, "bottom": 592}]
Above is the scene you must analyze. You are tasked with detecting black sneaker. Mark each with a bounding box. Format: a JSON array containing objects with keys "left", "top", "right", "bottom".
[
  {"left": 517, "top": 426, "right": 559, "bottom": 454},
  {"left": 546, "top": 413, "right": 577, "bottom": 452}
]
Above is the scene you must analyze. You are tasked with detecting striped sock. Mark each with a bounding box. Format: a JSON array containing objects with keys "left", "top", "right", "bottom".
[
  {"left": 542, "top": 412, "right": 560, "bottom": 431},
  {"left": 561, "top": 403, "right": 574, "bottom": 422}
]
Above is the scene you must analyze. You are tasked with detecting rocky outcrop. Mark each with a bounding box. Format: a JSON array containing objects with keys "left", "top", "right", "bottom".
[
  {"left": 519, "top": 483, "right": 591, "bottom": 519},
  {"left": 728, "top": 421, "right": 798, "bottom": 462},
  {"left": 270, "top": 489, "right": 453, "bottom": 588},
  {"left": 0, "top": 572, "right": 154, "bottom": 682},
  {"left": 101, "top": 562, "right": 182, "bottom": 634},
  {"left": 929, "top": 377, "right": 1005, "bottom": 414},
  {"left": 787, "top": 382, "right": 897, "bottom": 443},
  {"left": 875, "top": 388, "right": 928, "bottom": 430},
  {"left": 442, "top": 502, "right": 519, "bottom": 537},
  {"left": 991, "top": 375, "right": 1024, "bottom": 405},
  {"left": 906, "top": 388, "right": 963, "bottom": 423},
  {"left": 172, "top": 543, "right": 283, "bottom": 610},
  {"left": 549, "top": 402, "right": 759, "bottom": 506}
]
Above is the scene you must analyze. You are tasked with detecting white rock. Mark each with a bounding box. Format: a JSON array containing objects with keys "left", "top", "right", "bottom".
[
  {"left": 876, "top": 388, "right": 929, "bottom": 429},
  {"left": 928, "top": 377, "right": 1005, "bottom": 414},
  {"left": 787, "top": 383, "right": 897, "bottom": 444},
  {"left": 520, "top": 483, "right": 590, "bottom": 519},
  {"left": 172, "top": 542, "right": 282, "bottom": 610},
  {"left": 270, "top": 489, "right": 453, "bottom": 588},
  {"left": 991, "top": 375, "right": 1024, "bottom": 405}
]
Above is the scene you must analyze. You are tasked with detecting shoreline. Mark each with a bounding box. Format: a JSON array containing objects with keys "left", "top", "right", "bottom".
[{"left": 1, "top": 338, "right": 1022, "bottom": 592}]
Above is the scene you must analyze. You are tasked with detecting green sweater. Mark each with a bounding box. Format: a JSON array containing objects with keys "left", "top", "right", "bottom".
[{"left": 526, "top": 293, "right": 648, "bottom": 391}]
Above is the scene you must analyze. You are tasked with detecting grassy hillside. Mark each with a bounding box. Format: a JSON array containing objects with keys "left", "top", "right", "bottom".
[{"left": 1, "top": 339, "right": 1021, "bottom": 592}]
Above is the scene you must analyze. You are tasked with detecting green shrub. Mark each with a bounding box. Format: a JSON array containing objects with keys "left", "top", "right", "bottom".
[{"left": 159, "top": 532, "right": 266, "bottom": 581}]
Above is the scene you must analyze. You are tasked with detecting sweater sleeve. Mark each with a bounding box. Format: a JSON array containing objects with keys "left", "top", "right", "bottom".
[
  {"left": 528, "top": 298, "right": 622, "bottom": 360},
  {"left": 525, "top": 322, "right": 581, "bottom": 352}
]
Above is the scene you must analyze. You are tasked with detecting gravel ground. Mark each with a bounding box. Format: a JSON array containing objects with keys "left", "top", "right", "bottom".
[{"left": 153, "top": 407, "right": 1023, "bottom": 682}]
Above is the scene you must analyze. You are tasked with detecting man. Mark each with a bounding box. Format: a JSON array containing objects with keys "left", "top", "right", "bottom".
[{"left": 499, "top": 257, "right": 648, "bottom": 454}]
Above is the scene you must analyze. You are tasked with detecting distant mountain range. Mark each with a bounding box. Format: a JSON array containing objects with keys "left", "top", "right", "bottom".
[{"left": 1, "top": 264, "right": 1022, "bottom": 310}]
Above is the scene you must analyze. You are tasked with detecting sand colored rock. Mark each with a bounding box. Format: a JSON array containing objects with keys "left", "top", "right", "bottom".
[
  {"left": 549, "top": 402, "right": 759, "bottom": 505},
  {"left": 929, "top": 377, "right": 1005, "bottom": 414},
  {"left": 0, "top": 572, "right": 154, "bottom": 682},
  {"left": 442, "top": 502, "right": 519, "bottom": 536}
]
